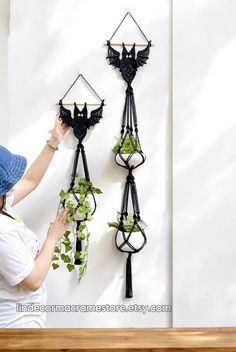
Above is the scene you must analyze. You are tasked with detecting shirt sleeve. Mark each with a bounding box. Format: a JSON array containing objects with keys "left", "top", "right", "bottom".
[{"left": 0, "top": 226, "right": 35, "bottom": 286}]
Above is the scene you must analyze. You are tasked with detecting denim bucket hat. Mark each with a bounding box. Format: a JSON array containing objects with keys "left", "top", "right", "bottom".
[{"left": 0, "top": 145, "right": 27, "bottom": 197}]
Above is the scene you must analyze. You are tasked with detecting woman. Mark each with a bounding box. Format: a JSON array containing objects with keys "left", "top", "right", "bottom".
[{"left": 0, "top": 114, "right": 70, "bottom": 328}]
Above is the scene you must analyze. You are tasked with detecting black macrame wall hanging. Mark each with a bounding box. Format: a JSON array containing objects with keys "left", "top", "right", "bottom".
[
  {"left": 51, "top": 74, "right": 104, "bottom": 283},
  {"left": 106, "top": 12, "right": 152, "bottom": 298}
]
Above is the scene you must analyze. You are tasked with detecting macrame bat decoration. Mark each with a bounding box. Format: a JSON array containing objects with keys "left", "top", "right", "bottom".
[
  {"left": 59, "top": 100, "right": 104, "bottom": 142},
  {"left": 106, "top": 41, "right": 151, "bottom": 85},
  {"left": 55, "top": 74, "right": 104, "bottom": 278},
  {"left": 106, "top": 12, "right": 152, "bottom": 298}
]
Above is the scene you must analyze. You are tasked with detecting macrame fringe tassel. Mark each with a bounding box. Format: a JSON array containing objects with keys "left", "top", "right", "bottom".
[
  {"left": 74, "top": 237, "right": 82, "bottom": 265},
  {"left": 125, "top": 252, "right": 133, "bottom": 298}
]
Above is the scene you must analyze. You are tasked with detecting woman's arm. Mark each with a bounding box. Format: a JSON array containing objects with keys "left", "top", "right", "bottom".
[
  {"left": 19, "top": 207, "right": 68, "bottom": 292},
  {"left": 12, "top": 114, "right": 70, "bottom": 206}
]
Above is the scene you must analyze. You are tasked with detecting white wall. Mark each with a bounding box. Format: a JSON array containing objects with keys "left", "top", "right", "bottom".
[
  {"left": 6, "top": 0, "right": 236, "bottom": 329},
  {"left": 173, "top": 0, "right": 236, "bottom": 327},
  {"left": 0, "top": 0, "right": 10, "bottom": 144},
  {"left": 8, "top": 0, "right": 171, "bottom": 327}
]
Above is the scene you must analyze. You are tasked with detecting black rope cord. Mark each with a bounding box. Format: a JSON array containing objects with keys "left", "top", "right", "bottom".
[
  {"left": 61, "top": 74, "right": 103, "bottom": 102},
  {"left": 109, "top": 12, "right": 150, "bottom": 43},
  {"left": 63, "top": 142, "right": 96, "bottom": 265},
  {"left": 106, "top": 12, "right": 151, "bottom": 298},
  {"left": 115, "top": 170, "right": 147, "bottom": 297},
  {"left": 58, "top": 74, "right": 104, "bottom": 266}
]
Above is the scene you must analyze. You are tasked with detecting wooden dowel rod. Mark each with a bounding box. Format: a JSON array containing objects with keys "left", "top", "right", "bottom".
[
  {"left": 56, "top": 103, "right": 106, "bottom": 106},
  {"left": 105, "top": 43, "right": 155, "bottom": 47}
]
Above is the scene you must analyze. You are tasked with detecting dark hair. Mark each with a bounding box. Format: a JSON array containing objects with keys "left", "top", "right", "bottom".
[{"left": 0, "top": 194, "right": 6, "bottom": 212}]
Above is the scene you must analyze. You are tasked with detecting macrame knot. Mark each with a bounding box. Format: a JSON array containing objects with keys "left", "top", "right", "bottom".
[
  {"left": 126, "top": 172, "right": 135, "bottom": 184},
  {"left": 126, "top": 86, "right": 133, "bottom": 95},
  {"left": 77, "top": 142, "right": 84, "bottom": 150}
]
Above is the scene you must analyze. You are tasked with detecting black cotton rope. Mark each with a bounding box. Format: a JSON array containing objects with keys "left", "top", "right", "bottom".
[
  {"left": 106, "top": 12, "right": 152, "bottom": 298},
  {"left": 58, "top": 74, "right": 104, "bottom": 265}
]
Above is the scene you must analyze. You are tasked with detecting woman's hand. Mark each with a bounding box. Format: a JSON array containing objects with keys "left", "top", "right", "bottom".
[
  {"left": 49, "top": 113, "right": 71, "bottom": 146},
  {"left": 47, "top": 208, "right": 69, "bottom": 244},
  {"left": 21, "top": 207, "right": 69, "bottom": 292}
]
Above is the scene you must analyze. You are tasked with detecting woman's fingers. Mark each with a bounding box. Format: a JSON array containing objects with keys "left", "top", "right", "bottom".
[
  {"left": 57, "top": 207, "right": 68, "bottom": 222},
  {"left": 48, "top": 208, "right": 69, "bottom": 242},
  {"left": 55, "top": 112, "right": 70, "bottom": 130}
]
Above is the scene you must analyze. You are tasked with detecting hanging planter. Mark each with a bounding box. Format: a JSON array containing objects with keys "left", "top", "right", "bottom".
[
  {"left": 52, "top": 176, "right": 102, "bottom": 282},
  {"left": 108, "top": 212, "right": 147, "bottom": 252},
  {"left": 51, "top": 74, "right": 105, "bottom": 283},
  {"left": 112, "top": 134, "right": 145, "bottom": 169},
  {"left": 105, "top": 12, "right": 152, "bottom": 298}
]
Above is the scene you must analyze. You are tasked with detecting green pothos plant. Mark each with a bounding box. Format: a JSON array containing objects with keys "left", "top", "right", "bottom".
[
  {"left": 112, "top": 135, "right": 142, "bottom": 155},
  {"left": 108, "top": 212, "right": 147, "bottom": 232},
  {"left": 51, "top": 177, "right": 102, "bottom": 283}
]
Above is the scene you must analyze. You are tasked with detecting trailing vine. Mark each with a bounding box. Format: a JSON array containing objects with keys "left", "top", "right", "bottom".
[{"left": 51, "top": 176, "right": 102, "bottom": 283}]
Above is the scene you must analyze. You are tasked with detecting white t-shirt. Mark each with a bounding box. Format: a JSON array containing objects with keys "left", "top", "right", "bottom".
[{"left": 0, "top": 192, "right": 47, "bottom": 328}]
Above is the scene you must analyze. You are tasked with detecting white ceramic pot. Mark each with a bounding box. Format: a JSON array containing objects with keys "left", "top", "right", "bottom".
[
  {"left": 115, "top": 152, "right": 144, "bottom": 168},
  {"left": 115, "top": 230, "right": 145, "bottom": 252},
  {"left": 73, "top": 211, "right": 86, "bottom": 221}
]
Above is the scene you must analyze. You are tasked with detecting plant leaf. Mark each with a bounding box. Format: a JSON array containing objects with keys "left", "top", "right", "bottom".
[
  {"left": 67, "top": 264, "right": 75, "bottom": 272},
  {"left": 79, "top": 266, "right": 85, "bottom": 275},
  {"left": 79, "top": 224, "right": 86, "bottom": 231},
  {"left": 86, "top": 214, "right": 93, "bottom": 221},
  {"left": 77, "top": 231, "right": 86, "bottom": 240},
  {"left": 74, "top": 251, "right": 82, "bottom": 259},
  {"left": 64, "top": 231, "right": 70, "bottom": 238},
  {"left": 66, "top": 215, "right": 73, "bottom": 223},
  {"left": 92, "top": 187, "right": 102, "bottom": 194},
  {"left": 107, "top": 222, "right": 119, "bottom": 229},
  {"left": 52, "top": 263, "right": 59, "bottom": 270},
  {"left": 78, "top": 206, "right": 86, "bottom": 214},
  {"left": 79, "top": 196, "right": 85, "bottom": 204},
  {"left": 117, "top": 212, "right": 121, "bottom": 222},
  {"left": 59, "top": 190, "right": 70, "bottom": 200},
  {"left": 62, "top": 239, "right": 71, "bottom": 246},
  {"left": 63, "top": 255, "right": 71, "bottom": 263},
  {"left": 52, "top": 255, "right": 59, "bottom": 261},
  {"left": 65, "top": 245, "right": 73, "bottom": 253}
]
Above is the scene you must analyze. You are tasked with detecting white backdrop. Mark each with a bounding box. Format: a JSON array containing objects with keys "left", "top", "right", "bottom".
[
  {"left": 7, "top": 0, "right": 171, "bottom": 327},
  {"left": 5, "top": 0, "right": 236, "bottom": 329},
  {"left": 0, "top": 0, "right": 9, "bottom": 145},
  {"left": 173, "top": 0, "right": 236, "bottom": 327}
]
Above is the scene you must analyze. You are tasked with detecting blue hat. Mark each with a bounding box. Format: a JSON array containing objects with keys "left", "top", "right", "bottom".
[{"left": 0, "top": 145, "right": 27, "bottom": 197}]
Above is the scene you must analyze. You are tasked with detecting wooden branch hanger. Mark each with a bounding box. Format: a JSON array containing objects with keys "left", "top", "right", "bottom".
[
  {"left": 57, "top": 102, "right": 103, "bottom": 106},
  {"left": 105, "top": 43, "right": 154, "bottom": 47}
]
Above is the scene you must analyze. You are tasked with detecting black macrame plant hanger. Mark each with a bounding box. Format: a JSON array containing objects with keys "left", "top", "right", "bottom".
[
  {"left": 106, "top": 12, "right": 152, "bottom": 298},
  {"left": 58, "top": 74, "right": 104, "bottom": 268}
]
